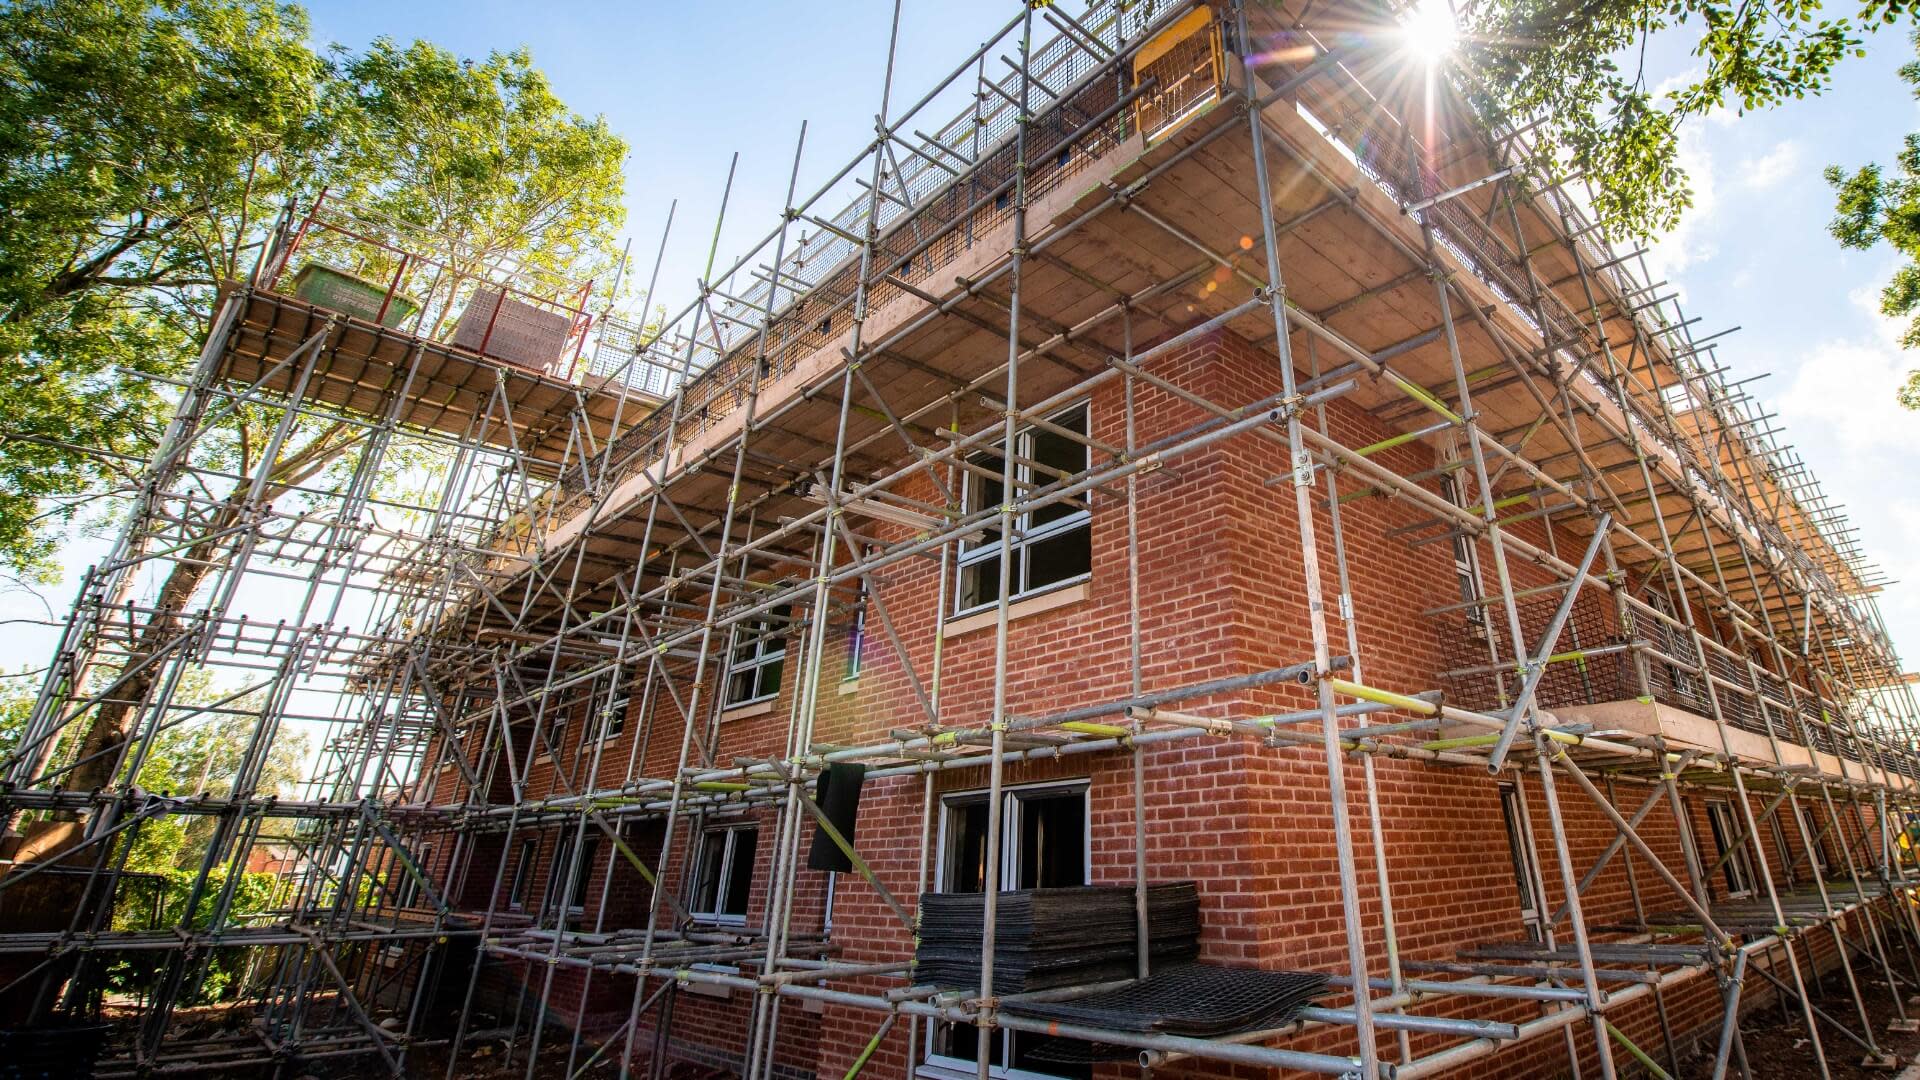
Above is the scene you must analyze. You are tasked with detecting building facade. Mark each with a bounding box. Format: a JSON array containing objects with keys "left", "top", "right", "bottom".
[{"left": 5, "top": 1, "right": 1919, "bottom": 1078}]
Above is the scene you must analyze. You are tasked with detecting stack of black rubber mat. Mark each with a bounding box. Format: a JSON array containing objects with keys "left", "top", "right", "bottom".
[
  {"left": 1006, "top": 962, "right": 1331, "bottom": 1063},
  {"left": 915, "top": 882, "right": 1201, "bottom": 993}
]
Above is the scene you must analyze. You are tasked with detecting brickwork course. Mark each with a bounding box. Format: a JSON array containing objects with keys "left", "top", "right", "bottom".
[{"left": 5, "top": 2, "right": 1920, "bottom": 1080}]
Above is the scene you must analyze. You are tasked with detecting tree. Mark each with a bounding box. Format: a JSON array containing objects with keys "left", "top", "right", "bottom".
[
  {"left": 0, "top": 0, "right": 334, "bottom": 578},
  {"left": 1, "top": 670, "right": 308, "bottom": 1004},
  {"left": 1455, "top": 0, "right": 1916, "bottom": 240},
  {"left": 4, "top": 23, "right": 626, "bottom": 800},
  {"left": 329, "top": 39, "right": 627, "bottom": 301},
  {"left": 1825, "top": 30, "right": 1920, "bottom": 409},
  {"left": 0, "top": 8, "right": 629, "bottom": 582}
]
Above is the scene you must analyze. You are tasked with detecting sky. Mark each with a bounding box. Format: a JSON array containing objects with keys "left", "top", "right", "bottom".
[{"left": 3, "top": 2, "right": 1918, "bottom": 699}]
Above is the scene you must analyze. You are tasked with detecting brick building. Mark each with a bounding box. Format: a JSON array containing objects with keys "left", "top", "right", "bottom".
[{"left": 6, "top": 0, "right": 1919, "bottom": 1078}]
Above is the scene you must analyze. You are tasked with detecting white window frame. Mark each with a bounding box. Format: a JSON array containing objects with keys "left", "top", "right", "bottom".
[
  {"left": 545, "top": 830, "right": 595, "bottom": 921},
  {"left": 1498, "top": 783, "right": 1544, "bottom": 940},
  {"left": 922, "top": 780, "right": 1090, "bottom": 1080},
  {"left": 1438, "top": 470, "right": 1488, "bottom": 636},
  {"left": 1705, "top": 800, "right": 1755, "bottom": 899},
  {"left": 1800, "top": 805, "right": 1830, "bottom": 876},
  {"left": 396, "top": 843, "right": 433, "bottom": 909},
  {"left": 952, "top": 403, "right": 1091, "bottom": 619},
  {"left": 691, "top": 823, "right": 758, "bottom": 925},
  {"left": 845, "top": 583, "right": 868, "bottom": 682},
  {"left": 599, "top": 695, "right": 628, "bottom": 742},
  {"left": 1770, "top": 813, "right": 1797, "bottom": 884},
  {"left": 507, "top": 836, "right": 537, "bottom": 911},
  {"left": 823, "top": 870, "right": 837, "bottom": 932},
  {"left": 723, "top": 608, "right": 789, "bottom": 708}
]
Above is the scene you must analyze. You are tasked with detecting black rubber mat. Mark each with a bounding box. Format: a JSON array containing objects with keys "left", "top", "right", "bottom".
[
  {"left": 1000, "top": 962, "right": 1330, "bottom": 1036},
  {"left": 915, "top": 882, "right": 1200, "bottom": 993}
]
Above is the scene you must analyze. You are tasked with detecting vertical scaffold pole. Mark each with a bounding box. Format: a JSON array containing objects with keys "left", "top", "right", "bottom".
[
  {"left": 977, "top": 7, "right": 1035, "bottom": 1079},
  {"left": 1234, "top": 5, "right": 1377, "bottom": 1073}
]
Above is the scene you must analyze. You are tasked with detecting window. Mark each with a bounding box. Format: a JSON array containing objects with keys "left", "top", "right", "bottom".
[
  {"left": 823, "top": 870, "right": 837, "bottom": 932},
  {"left": 508, "top": 836, "right": 538, "bottom": 910},
  {"left": 954, "top": 404, "right": 1091, "bottom": 615},
  {"left": 544, "top": 830, "right": 599, "bottom": 922},
  {"left": 396, "top": 844, "right": 433, "bottom": 909},
  {"left": 1705, "top": 801, "right": 1755, "bottom": 899},
  {"left": 541, "top": 708, "right": 569, "bottom": 760},
  {"left": 1800, "top": 806, "right": 1830, "bottom": 877},
  {"left": 692, "top": 825, "right": 759, "bottom": 923},
  {"left": 1770, "top": 814, "right": 1797, "bottom": 884},
  {"left": 845, "top": 583, "right": 868, "bottom": 682},
  {"left": 601, "top": 696, "right": 627, "bottom": 741},
  {"left": 925, "top": 782, "right": 1089, "bottom": 1080},
  {"left": 724, "top": 606, "right": 790, "bottom": 708},
  {"left": 1499, "top": 784, "right": 1544, "bottom": 940},
  {"left": 1438, "top": 466, "right": 1486, "bottom": 635}
]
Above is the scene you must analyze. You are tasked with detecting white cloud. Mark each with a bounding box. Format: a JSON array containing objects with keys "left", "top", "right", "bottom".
[
  {"left": 1775, "top": 326, "right": 1912, "bottom": 456},
  {"left": 1737, "top": 140, "right": 1803, "bottom": 192},
  {"left": 1643, "top": 117, "right": 1719, "bottom": 282},
  {"left": 1769, "top": 290, "right": 1920, "bottom": 667}
]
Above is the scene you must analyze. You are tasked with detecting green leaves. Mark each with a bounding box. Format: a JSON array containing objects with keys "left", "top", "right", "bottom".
[
  {"left": 0, "top": 0, "right": 329, "bottom": 578},
  {"left": 1462, "top": 0, "right": 1910, "bottom": 242},
  {"left": 329, "top": 38, "right": 627, "bottom": 299},
  {"left": 1823, "top": 31, "right": 1920, "bottom": 400},
  {"left": 0, "top": 3, "right": 628, "bottom": 576}
]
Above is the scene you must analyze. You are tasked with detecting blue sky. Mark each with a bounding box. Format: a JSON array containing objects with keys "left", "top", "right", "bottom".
[
  {"left": 4, "top": 2, "right": 1917, "bottom": 690},
  {"left": 306, "top": 0, "right": 1920, "bottom": 667}
]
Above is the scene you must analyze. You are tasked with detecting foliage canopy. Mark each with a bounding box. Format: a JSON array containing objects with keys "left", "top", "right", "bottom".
[
  {"left": 1459, "top": 0, "right": 1915, "bottom": 238},
  {"left": 1825, "top": 30, "right": 1920, "bottom": 408},
  {"left": 0, "top": 0, "right": 626, "bottom": 578}
]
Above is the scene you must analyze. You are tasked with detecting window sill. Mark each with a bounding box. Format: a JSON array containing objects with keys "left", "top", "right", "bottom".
[
  {"left": 942, "top": 582, "right": 1089, "bottom": 640},
  {"left": 721, "top": 700, "right": 775, "bottom": 721},
  {"left": 689, "top": 915, "right": 748, "bottom": 928},
  {"left": 837, "top": 678, "right": 860, "bottom": 696}
]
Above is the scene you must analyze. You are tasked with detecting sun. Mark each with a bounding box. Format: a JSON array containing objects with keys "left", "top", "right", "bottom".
[{"left": 1399, "top": 0, "right": 1459, "bottom": 65}]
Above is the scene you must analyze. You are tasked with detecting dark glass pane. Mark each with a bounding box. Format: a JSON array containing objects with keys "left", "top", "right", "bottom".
[
  {"left": 944, "top": 800, "right": 991, "bottom": 893},
  {"left": 934, "top": 1021, "right": 1002, "bottom": 1066},
  {"left": 727, "top": 669, "right": 753, "bottom": 705},
  {"left": 1500, "top": 792, "right": 1535, "bottom": 913},
  {"left": 724, "top": 829, "right": 758, "bottom": 916},
  {"left": 1029, "top": 410, "right": 1086, "bottom": 529},
  {"left": 1018, "top": 792, "right": 1086, "bottom": 889},
  {"left": 761, "top": 657, "right": 784, "bottom": 698},
  {"left": 968, "top": 452, "right": 1006, "bottom": 548},
  {"left": 766, "top": 606, "right": 793, "bottom": 657},
  {"left": 960, "top": 555, "right": 1002, "bottom": 611},
  {"left": 693, "top": 832, "right": 727, "bottom": 914},
  {"left": 546, "top": 835, "right": 573, "bottom": 917},
  {"left": 510, "top": 839, "right": 537, "bottom": 905},
  {"left": 573, "top": 835, "right": 599, "bottom": 904},
  {"left": 1026, "top": 527, "right": 1089, "bottom": 591}
]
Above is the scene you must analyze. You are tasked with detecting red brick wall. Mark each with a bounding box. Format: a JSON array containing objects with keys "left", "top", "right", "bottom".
[{"left": 390, "top": 325, "right": 1892, "bottom": 1079}]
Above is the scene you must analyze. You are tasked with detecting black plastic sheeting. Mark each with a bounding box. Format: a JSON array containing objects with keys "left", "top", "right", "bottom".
[{"left": 806, "top": 762, "right": 867, "bottom": 873}]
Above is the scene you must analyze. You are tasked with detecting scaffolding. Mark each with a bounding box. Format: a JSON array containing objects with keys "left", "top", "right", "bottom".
[{"left": 5, "top": 1, "right": 1920, "bottom": 1078}]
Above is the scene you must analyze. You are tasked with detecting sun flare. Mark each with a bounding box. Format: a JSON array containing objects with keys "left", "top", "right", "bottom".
[{"left": 1399, "top": 0, "right": 1459, "bottom": 64}]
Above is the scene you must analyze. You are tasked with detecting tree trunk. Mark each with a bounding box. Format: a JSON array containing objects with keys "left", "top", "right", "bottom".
[{"left": 62, "top": 420, "right": 358, "bottom": 798}]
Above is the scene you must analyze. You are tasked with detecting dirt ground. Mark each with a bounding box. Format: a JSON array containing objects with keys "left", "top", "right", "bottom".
[{"left": 1673, "top": 958, "right": 1920, "bottom": 1080}]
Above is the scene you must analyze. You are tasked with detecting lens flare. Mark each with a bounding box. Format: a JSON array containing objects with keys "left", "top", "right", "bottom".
[{"left": 1400, "top": 0, "right": 1458, "bottom": 64}]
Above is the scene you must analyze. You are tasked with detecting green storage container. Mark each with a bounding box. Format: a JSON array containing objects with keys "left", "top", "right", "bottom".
[{"left": 290, "top": 262, "right": 421, "bottom": 327}]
